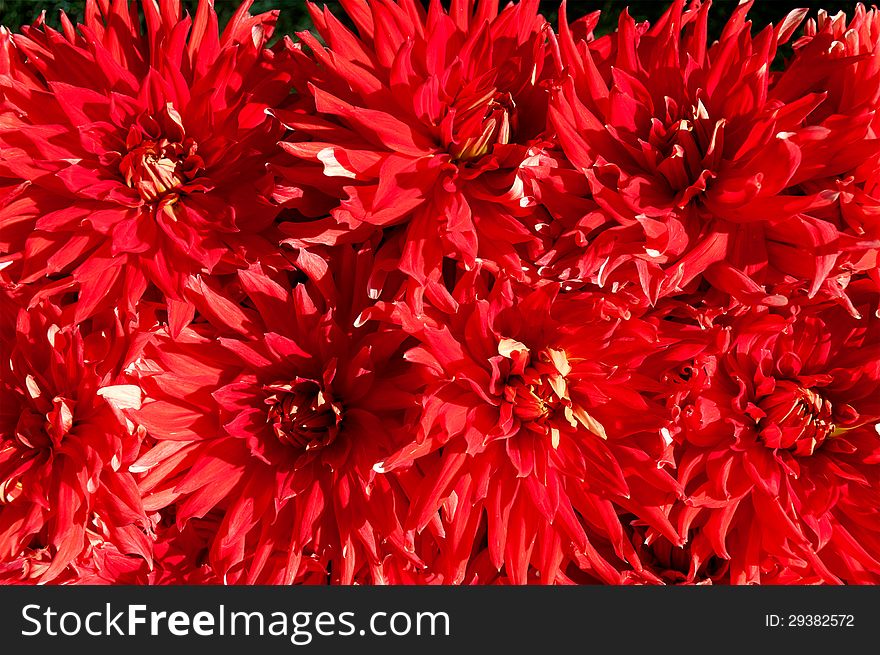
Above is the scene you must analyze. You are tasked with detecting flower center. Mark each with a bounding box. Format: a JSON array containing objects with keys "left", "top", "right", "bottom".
[
  {"left": 14, "top": 375, "right": 75, "bottom": 451},
  {"left": 119, "top": 106, "right": 205, "bottom": 205},
  {"left": 630, "top": 524, "right": 727, "bottom": 584},
  {"left": 498, "top": 339, "right": 606, "bottom": 447},
  {"left": 120, "top": 137, "right": 203, "bottom": 204},
  {"left": 447, "top": 88, "right": 513, "bottom": 162},
  {"left": 646, "top": 98, "right": 723, "bottom": 204},
  {"left": 2, "top": 386, "right": 76, "bottom": 503},
  {"left": 265, "top": 380, "right": 342, "bottom": 451},
  {"left": 756, "top": 381, "right": 834, "bottom": 456}
]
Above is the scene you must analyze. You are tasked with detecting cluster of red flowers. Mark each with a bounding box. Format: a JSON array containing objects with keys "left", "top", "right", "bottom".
[{"left": 0, "top": 0, "right": 878, "bottom": 585}]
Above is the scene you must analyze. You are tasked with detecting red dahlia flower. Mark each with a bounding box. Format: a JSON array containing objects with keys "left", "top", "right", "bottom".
[
  {"left": 548, "top": 0, "right": 877, "bottom": 308},
  {"left": 275, "top": 0, "right": 553, "bottom": 311},
  {"left": 663, "top": 283, "right": 880, "bottom": 583},
  {"left": 0, "top": 302, "right": 150, "bottom": 583},
  {"left": 774, "top": 5, "right": 880, "bottom": 304},
  {"left": 366, "top": 274, "right": 683, "bottom": 583},
  {"left": 0, "top": 0, "right": 876, "bottom": 589},
  {"left": 126, "top": 247, "right": 429, "bottom": 583},
  {"left": 0, "top": 0, "right": 293, "bottom": 328}
]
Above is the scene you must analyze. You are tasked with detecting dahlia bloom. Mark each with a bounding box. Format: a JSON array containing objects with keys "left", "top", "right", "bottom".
[
  {"left": 366, "top": 273, "right": 683, "bottom": 583},
  {"left": 0, "top": 0, "right": 877, "bottom": 590},
  {"left": 274, "top": 0, "right": 554, "bottom": 310},
  {"left": 125, "top": 247, "right": 430, "bottom": 583},
  {"left": 548, "top": 0, "right": 878, "bottom": 308},
  {"left": 0, "top": 301, "right": 150, "bottom": 583},
  {"left": 661, "top": 282, "right": 880, "bottom": 583},
  {"left": 774, "top": 5, "right": 880, "bottom": 303},
  {"left": 0, "top": 0, "right": 293, "bottom": 327}
]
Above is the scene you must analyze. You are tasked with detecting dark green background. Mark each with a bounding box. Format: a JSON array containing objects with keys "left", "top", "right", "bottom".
[{"left": 0, "top": 0, "right": 852, "bottom": 42}]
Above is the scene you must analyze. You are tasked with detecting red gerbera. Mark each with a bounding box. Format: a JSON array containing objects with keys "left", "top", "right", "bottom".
[{"left": 0, "top": 0, "right": 293, "bottom": 328}]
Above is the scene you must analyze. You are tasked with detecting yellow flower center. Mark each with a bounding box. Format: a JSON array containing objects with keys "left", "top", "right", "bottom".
[{"left": 498, "top": 338, "right": 606, "bottom": 448}]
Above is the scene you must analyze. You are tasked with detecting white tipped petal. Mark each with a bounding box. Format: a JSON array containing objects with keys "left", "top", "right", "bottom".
[
  {"left": 317, "top": 147, "right": 357, "bottom": 179},
  {"left": 498, "top": 337, "right": 529, "bottom": 358},
  {"left": 97, "top": 384, "right": 143, "bottom": 410}
]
